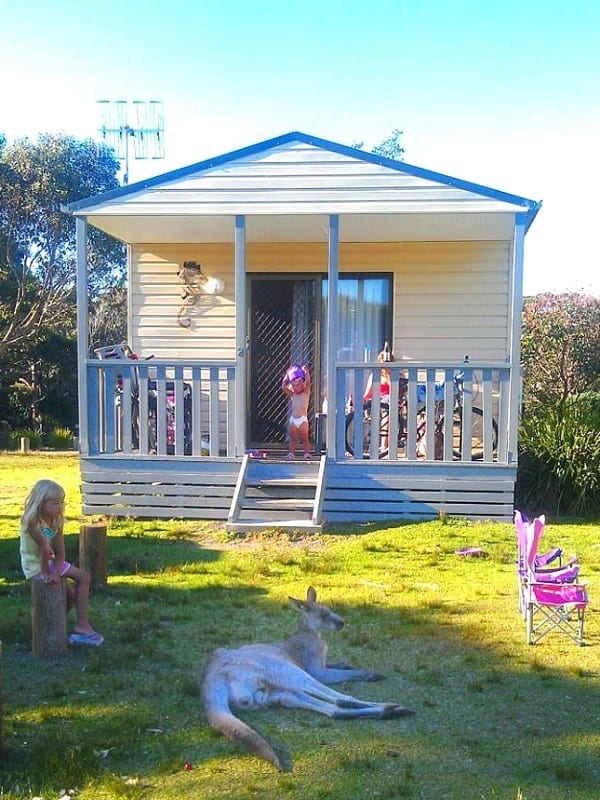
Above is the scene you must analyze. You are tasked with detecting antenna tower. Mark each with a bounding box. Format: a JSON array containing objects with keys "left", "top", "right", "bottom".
[{"left": 97, "top": 100, "right": 165, "bottom": 184}]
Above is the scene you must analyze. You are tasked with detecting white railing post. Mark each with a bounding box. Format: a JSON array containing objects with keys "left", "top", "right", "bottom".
[
  {"left": 326, "top": 215, "right": 339, "bottom": 458},
  {"left": 507, "top": 216, "right": 527, "bottom": 464},
  {"left": 234, "top": 215, "right": 246, "bottom": 457},
  {"left": 76, "top": 218, "right": 89, "bottom": 455}
]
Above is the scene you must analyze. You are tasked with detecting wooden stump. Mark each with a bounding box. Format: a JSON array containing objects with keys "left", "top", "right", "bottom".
[
  {"left": 31, "top": 579, "right": 68, "bottom": 657},
  {"left": 79, "top": 524, "right": 107, "bottom": 589}
]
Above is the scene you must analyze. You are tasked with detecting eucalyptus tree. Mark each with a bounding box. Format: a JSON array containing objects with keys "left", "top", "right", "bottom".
[{"left": 0, "top": 132, "right": 124, "bottom": 359}]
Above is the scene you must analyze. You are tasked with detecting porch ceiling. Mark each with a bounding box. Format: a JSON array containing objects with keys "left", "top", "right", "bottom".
[{"left": 84, "top": 210, "right": 517, "bottom": 244}]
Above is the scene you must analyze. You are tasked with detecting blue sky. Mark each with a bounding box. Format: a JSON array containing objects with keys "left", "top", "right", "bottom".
[{"left": 2, "top": 0, "right": 599, "bottom": 295}]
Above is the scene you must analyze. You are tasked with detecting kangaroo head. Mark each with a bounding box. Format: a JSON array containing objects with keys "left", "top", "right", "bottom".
[{"left": 288, "top": 586, "right": 345, "bottom": 633}]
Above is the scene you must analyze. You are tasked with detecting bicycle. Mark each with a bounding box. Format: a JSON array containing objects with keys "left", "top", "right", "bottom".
[
  {"left": 95, "top": 343, "right": 192, "bottom": 455},
  {"left": 345, "top": 372, "right": 498, "bottom": 460}
]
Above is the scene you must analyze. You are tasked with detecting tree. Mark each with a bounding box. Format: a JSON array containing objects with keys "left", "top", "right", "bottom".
[
  {"left": 0, "top": 133, "right": 125, "bottom": 359},
  {"left": 516, "top": 292, "right": 600, "bottom": 516},
  {"left": 89, "top": 286, "right": 128, "bottom": 352},
  {"left": 371, "top": 129, "right": 405, "bottom": 161},
  {"left": 352, "top": 129, "right": 405, "bottom": 161},
  {"left": 521, "top": 292, "right": 600, "bottom": 408}
]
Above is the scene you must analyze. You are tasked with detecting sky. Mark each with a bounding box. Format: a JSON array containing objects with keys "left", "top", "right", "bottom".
[{"left": 1, "top": 0, "right": 599, "bottom": 296}]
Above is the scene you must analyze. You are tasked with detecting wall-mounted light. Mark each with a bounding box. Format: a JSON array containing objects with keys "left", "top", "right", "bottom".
[
  {"left": 177, "top": 261, "right": 225, "bottom": 327},
  {"left": 202, "top": 276, "right": 225, "bottom": 295}
]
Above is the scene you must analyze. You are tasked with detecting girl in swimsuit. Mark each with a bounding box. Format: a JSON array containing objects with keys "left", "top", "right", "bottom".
[
  {"left": 20, "top": 479, "right": 103, "bottom": 646},
  {"left": 363, "top": 348, "right": 395, "bottom": 403}
]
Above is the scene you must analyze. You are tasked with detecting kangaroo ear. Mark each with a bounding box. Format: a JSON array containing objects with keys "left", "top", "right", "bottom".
[
  {"left": 306, "top": 586, "right": 317, "bottom": 604},
  {"left": 289, "top": 596, "right": 308, "bottom": 612}
]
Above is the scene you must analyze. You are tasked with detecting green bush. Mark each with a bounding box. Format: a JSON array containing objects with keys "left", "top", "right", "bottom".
[
  {"left": 8, "top": 428, "right": 43, "bottom": 450},
  {"left": 46, "top": 426, "right": 75, "bottom": 450},
  {"left": 516, "top": 393, "right": 600, "bottom": 516}
]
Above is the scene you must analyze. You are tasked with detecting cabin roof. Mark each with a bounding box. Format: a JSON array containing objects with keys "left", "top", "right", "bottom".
[{"left": 65, "top": 131, "right": 541, "bottom": 244}]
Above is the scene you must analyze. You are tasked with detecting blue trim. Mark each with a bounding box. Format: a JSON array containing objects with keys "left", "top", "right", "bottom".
[{"left": 64, "top": 130, "right": 541, "bottom": 229}]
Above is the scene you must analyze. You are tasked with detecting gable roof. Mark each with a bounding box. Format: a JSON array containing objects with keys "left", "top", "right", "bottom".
[{"left": 65, "top": 131, "right": 541, "bottom": 244}]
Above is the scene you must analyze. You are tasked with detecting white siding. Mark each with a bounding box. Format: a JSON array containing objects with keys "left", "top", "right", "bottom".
[
  {"left": 130, "top": 245, "right": 236, "bottom": 360},
  {"left": 391, "top": 241, "right": 511, "bottom": 362},
  {"left": 130, "top": 240, "right": 510, "bottom": 364}
]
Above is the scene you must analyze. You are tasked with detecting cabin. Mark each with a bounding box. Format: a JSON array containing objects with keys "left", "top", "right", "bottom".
[{"left": 65, "top": 131, "right": 540, "bottom": 530}]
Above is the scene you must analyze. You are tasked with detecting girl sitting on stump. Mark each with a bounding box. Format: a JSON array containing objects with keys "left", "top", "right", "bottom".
[{"left": 20, "top": 479, "right": 103, "bottom": 646}]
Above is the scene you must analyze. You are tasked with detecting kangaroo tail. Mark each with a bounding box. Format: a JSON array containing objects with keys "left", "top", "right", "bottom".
[
  {"left": 206, "top": 708, "right": 286, "bottom": 770},
  {"left": 202, "top": 671, "right": 287, "bottom": 770}
]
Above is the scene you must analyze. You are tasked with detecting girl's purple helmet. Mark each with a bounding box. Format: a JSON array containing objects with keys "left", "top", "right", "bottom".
[{"left": 287, "top": 365, "right": 306, "bottom": 383}]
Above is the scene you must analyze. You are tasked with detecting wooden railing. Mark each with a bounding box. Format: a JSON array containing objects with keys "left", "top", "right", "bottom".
[
  {"left": 333, "top": 362, "right": 512, "bottom": 464},
  {"left": 85, "top": 357, "right": 513, "bottom": 466},
  {"left": 86, "top": 358, "right": 236, "bottom": 457}
]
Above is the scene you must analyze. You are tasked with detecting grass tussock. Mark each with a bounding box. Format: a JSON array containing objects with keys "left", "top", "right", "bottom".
[{"left": 0, "top": 453, "right": 599, "bottom": 800}]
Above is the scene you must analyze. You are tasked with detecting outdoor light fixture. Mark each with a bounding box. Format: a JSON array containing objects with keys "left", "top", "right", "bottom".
[{"left": 177, "top": 261, "right": 225, "bottom": 327}]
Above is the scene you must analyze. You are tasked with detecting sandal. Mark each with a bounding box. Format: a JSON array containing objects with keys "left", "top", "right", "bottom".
[{"left": 69, "top": 632, "right": 104, "bottom": 646}]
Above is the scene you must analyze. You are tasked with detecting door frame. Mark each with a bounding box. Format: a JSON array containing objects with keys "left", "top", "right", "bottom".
[{"left": 246, "top": 273, "right": 323, "bottom": 449}]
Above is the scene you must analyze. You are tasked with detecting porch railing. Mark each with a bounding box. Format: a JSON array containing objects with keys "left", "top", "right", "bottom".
[
  {"left": 333, "top": 362, "right": 512, "bottom": 464},
  {"left": 86, "top": 358, "right": 236, "bottom": 457},
  {"left": 84, "top": 357, "right": 513, "bottom": 465}
]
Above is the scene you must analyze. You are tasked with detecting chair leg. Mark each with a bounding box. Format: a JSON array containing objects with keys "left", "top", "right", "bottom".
[
  {"left": 526, "top": 603, "right": 534, "bottom": 645},
  {"left": 527, "top": 601, "right": 586, "bottom": 646},
  {"left": 577, "top": 607, "right": 585, "bottom": 646}
]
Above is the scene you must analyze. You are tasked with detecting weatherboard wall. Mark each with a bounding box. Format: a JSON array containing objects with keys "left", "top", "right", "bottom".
[{"left": 129, "top": 240, "right": 511, "bottom": 364}]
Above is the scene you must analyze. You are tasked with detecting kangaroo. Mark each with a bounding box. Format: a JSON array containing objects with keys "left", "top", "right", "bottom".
[{"left": 201, "top": 586, "right": 414, "bottom": 770}]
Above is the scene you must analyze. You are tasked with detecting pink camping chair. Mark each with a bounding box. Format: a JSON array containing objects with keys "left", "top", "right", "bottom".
[
  {"left": 514, "top": 510, "right": 579, "bottom": 619},
  {"left": 517, "top": 511, "right": 589, "bottom": 646}
]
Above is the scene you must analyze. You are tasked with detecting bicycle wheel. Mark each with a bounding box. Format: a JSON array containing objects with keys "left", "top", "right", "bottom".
[
  {"left": 345, "top": 401, "right": 393, "bottom": 458},
  {"left": 415, "top": 403, "right": 444, "bottom": 459},
  {"left": 450, "top": 406, "right": 498, "bottom": 460}
]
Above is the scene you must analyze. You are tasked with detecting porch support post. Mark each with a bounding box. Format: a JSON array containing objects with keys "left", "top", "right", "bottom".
[
  {"left": 234, "top": 215, "right": 247, "bottom": 457},
  {"left": 75, "top": 217, "right": 89, "bottom": 455},
  {"left": 325, "top": 214, "right": 339, "bottom": 458},
  {"left": 507, "top": 214, "right": 527, "bottom": 465}
]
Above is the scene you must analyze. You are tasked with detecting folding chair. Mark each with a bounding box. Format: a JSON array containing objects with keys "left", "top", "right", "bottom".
[
  {"left": 514, "top": 510, "right": 578, "bottom": 619},
  {"left": 517, "top": 512, "right": 589, "bottom": 646}
]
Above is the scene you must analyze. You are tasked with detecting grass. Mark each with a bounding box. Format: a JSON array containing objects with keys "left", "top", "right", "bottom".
[{"left": 0, "top": 453, "right": 599, "bottom": 799}]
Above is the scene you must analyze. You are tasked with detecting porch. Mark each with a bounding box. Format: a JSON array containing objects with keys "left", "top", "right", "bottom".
[
  {"left": 79, "top": 356, "right": 516, "bottom": 523},
  {"left": 67, "top": 131, "right": 540, "bottom": 526}
]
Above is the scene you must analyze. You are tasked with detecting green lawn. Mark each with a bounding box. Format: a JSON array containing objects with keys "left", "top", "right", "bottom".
[{"left": 0, "top": 453, "right": 599, "bottom": 800}]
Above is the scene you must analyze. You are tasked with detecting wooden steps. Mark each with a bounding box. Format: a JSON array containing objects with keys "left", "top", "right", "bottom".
[{"left": 226, "top": 455, "right": 326, "bottom": 532}]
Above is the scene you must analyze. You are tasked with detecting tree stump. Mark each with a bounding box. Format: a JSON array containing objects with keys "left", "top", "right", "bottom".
[
  {"left": 79, "top": 524, "right": 107, "bottom": 589},
  {"left": 31, "top": 579, "right": 68, "bottom": 657}
]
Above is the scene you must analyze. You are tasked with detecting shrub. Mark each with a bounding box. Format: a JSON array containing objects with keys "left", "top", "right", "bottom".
[
  {"left": 46, "top": 426, "right": 75, "bottom": 450},
  {"left": 516, "top": 393, "right": 600, "bottom": 516}
]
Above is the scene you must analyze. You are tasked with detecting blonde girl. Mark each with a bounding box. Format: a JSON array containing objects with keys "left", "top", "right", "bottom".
[
  {"left": 20, "top": 479, "right": 103, "bottom": 646},
  {"left": 363, "top": 348, "right": 395, "bottom": 403}
]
